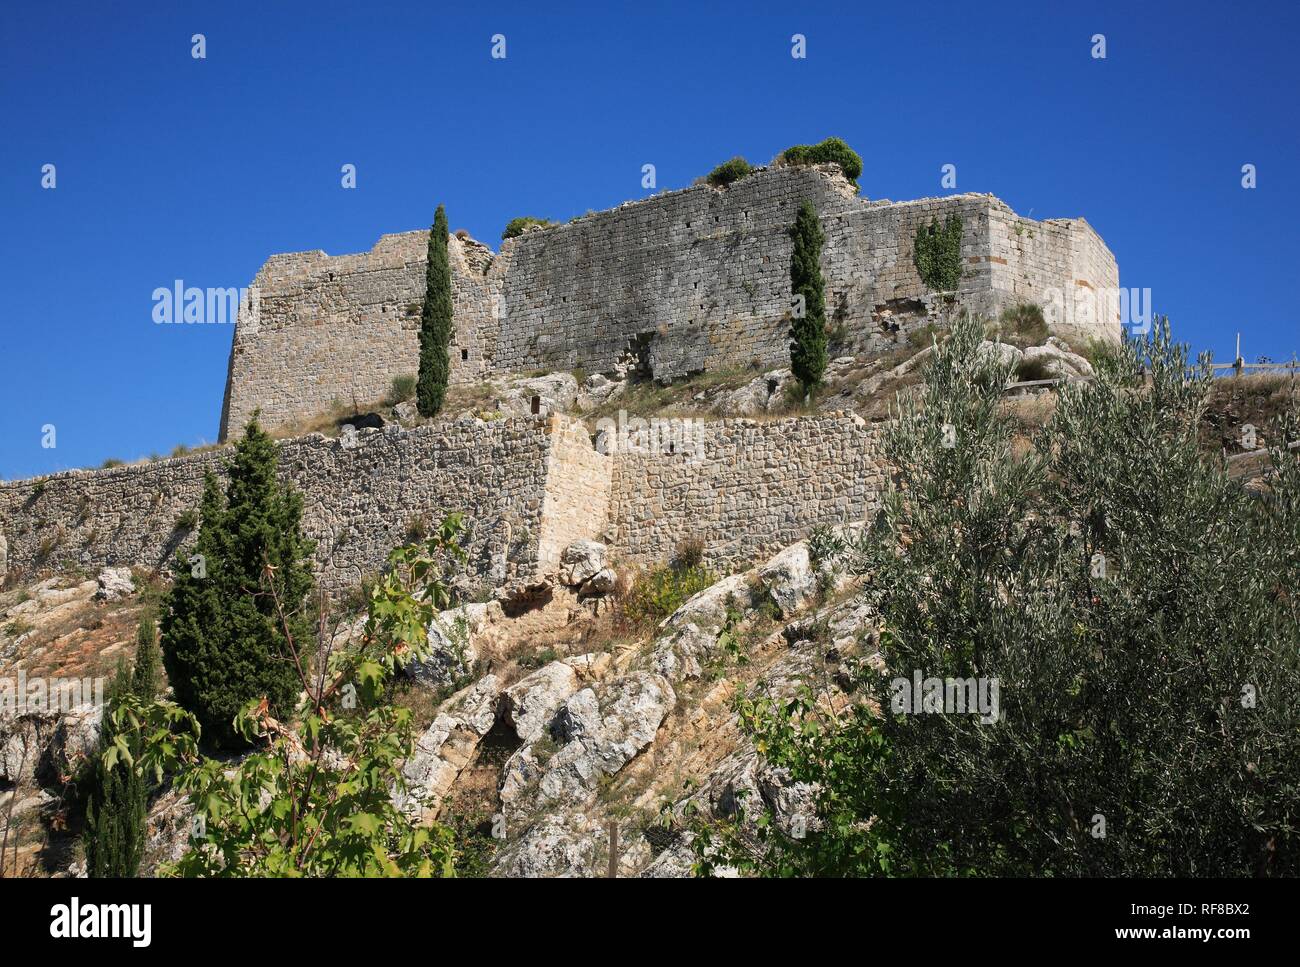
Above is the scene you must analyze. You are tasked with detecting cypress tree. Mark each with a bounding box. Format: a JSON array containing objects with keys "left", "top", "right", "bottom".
[
  {"left": 417, "top": 205, "right": 453, "bottom": 417},
  {"left": 160, "top": 416, "right": 316, "bottom": 748},
  {"left": 131, "top": 613, "right": 161, "bottom": 702},
  {"left": 83, "top": 654, "right": 147, "bottom": 877},
  {"left": 789, "top": 200, "right": 828, "bottom": 393}
]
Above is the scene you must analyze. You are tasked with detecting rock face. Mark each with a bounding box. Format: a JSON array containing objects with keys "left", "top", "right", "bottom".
[
  {"left": 501, "top": 671, "right": 675, "bottom": 815},
  {"left": 1022, "top": 339, "right": 1095, "bottom": 380},
  {"left": 400, "top": 675, "right": 504, "bottom": 821},
  {"left": 0, "top": 705, "right": 102, "bottom": 786},
  {"left": 407, "top": 601, "right": 502, "bottom": 688},
  {"left": 94, "top": 566, "right": 135, "bottom": 602}
]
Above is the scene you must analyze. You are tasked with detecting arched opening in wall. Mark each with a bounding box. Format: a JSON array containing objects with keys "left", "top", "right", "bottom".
[
  {"left": 531, "top": 395, "right": 541, "bottom": 415},
  {"left": 462, "top": 348, "right": 469, "bottom": 361}
]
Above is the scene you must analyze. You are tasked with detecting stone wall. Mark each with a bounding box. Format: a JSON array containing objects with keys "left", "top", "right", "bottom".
[
  {"left": 1, "top": 413, "right": 890, "bottom": 598},
  {"left": 0, "top": 418, "right": 592, "bottom": 596},
  {"left": 605, "top": 413, "right": 886, "bottom": 570},
  {"left": 219, "top": 166, "right": 1119, "bottom": 437},
  {"left": 538, "top": 416, "right": 613, "bottom": 575},
  {"left": 219, "top": 232, "right": 495, "bottom": 440}
]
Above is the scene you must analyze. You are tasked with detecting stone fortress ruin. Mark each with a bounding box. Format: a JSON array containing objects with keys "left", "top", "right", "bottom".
[{"left": 3, "top": 161, "right": 1118, "bottom": 594}]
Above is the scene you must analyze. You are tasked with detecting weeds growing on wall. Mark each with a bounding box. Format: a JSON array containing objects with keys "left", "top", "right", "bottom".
[{"left": 912, "top": 215, "right": 964, "bottom": 292}]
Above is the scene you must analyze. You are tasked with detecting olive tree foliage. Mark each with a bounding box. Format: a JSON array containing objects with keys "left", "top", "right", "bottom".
[
  {"left": 105, "top": 516, "right": 472, "bottom": 877},
  {"left": 688, "top": 315, "right": 1300, "bottom": 876}
]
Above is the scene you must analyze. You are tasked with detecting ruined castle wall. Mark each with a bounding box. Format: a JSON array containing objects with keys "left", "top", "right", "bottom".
[
  {"left": 605, "top": 413, "right": 886, "bottom": 570},
  {"left": 985, "top": 207, "right": 1121, "bottom": 348},
  {"left": 537, "top": 417, "right": 613, "bottom": 574},
  {"left": 219, "top": 166, "right": 1119, "bottom": 437},
  {"left": 4, "top": 412, "right": 896, "bottom": 595},
  {"left": 219, "top": 232, "right": 495, "bottom": 440},
  {"left": 0, "top": 418, "right": 561, "bottom": 595},
  {"left": 487, "top": 165, "right": 863, "bottom": 382}
]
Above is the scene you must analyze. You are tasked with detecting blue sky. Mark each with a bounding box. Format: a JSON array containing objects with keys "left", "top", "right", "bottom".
[{"left": 2, "top": 0, "right": 1297, "bottom": 479}]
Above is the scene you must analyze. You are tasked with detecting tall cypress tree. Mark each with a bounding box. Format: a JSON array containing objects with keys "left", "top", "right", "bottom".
[
  {"left": 789, "top": 201, "right": 828, "bottom": 393},
  {"left": 161, "top": 416, "right": 316, "bottom": 748},
  {"left": 131, "top": 613, "right": 161, "bottom": 702},
  {"left": 83, "top": 651, "right": 148, "bottom": 877},
  {"left": 417, "top": 205, "right": 453, "bottom": 417}
]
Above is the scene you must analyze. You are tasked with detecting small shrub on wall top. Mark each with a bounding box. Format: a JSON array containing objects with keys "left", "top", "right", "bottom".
[
  {"left": 705, "top": 157, "right": 754, "bottom": 188},
  {"left": 779, "top": 137, "right": 863, "bottom": 186},
  {"left": 502, "top": 216, "right": 558, "bottom": 240}
]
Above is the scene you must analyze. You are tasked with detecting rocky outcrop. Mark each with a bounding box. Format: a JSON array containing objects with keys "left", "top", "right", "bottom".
[
  {"left": 94, "top": 566, "right": 135, "bottom": 602},
  {"left": 400, "top": 675, "right": 504, "bottom": 821},
  {"left": 1022, "top": 338, "right": 1095, "bottom": 380},
  {"left": 407, "top": 601, "right": 503, "bottom": 688}
]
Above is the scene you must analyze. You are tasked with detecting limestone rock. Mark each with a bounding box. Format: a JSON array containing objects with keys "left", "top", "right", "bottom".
[
  {"left": 400, "top": 674, "right": 503, "bottom": 820},
  {"left": 1023, "top": 342, "right": 1094, "bottom": 380},
  {"left": 501, "top": 671, "right": 675, "bottom": 814},
  {"left": 558, "top": 539, "right": 607, "bottom": 587},
  {"left": 94, "top": 566, "right": 135, "bottom": 602},
  {"left": 502, "top": 660, "right": 581, "bottom": 744},
  {"left": 715, "top": 369, "right": 794, "bottom": 415},
  {"left": 976, "top": 340, "right": 1023, "bottom": 370},
  {"left": 757, "top": 542, "right": 816, "bottom": 617},
  {"left": 581, "top": 567, "right": 617, "bottom": 596},
  {"left": 407, "top": 601, "right": 502, "bottom": 688},
  {"left": 496, "top": 373, "right": 579, "bottom": 418},
  {"left": 659, "top": 573, "right": 750, "bottom": 636},
  {"left": 576, "top": 373, "right": 625, "bottom": 411},
  {"left": 45, "top": 704, "right": 104, "bottom": 781}
]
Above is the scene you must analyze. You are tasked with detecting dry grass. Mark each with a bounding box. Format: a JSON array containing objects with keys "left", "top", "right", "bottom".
[{"left": 1202, "top": 372, "right": 1300, "bottom": 454}]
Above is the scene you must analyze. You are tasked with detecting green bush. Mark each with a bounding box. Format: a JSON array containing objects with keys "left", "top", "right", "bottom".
[
  {"left": 693, "top": 315, "right": 1300, "bottom": 877},
  {"left": 997, "top": 302, "right": 1048, "bottom": 346},
  {"left": 912, "top": 215, "right": 963, "bottom": 292},
  {"left": 502, "top": 216, "right": 558, "bottom": 240},
  {"left": 106, "top": 518, "right": 469, "bottom": 877},
  {"left": 625, "top": 562, "right": 716, "bottom": 624},
  {"left": 705, "top": 157, "right": 754, "bottom": 188},
  {"left": 779, "top": 137, "right": 863, "bottom": 185},
  {"left": 387, "top": 373, "right": 417, "bottom": 405},
  {"left": 82, "top": 614, "right": 160, "bottom": 877},
  {"left": 160, "top": 416, "right": 316, "bottom": 748}
]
